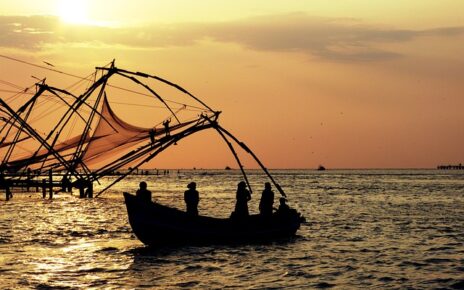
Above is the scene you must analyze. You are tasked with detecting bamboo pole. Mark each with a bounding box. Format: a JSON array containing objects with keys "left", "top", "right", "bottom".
[
  {"left": 0, "top": 99, "right": 79, "bottom": 179},
  {"left": 115, "top": 71, "right": 181, "bottom": 124},
  {"left": 213, "top": 127, "right": 253, "bottom": 194},
  {"left": 48, "top": 169, "right": 53, "bottom": 199},
  {"left": 216, "top": 125, "right": 286, "bottom": 197}
]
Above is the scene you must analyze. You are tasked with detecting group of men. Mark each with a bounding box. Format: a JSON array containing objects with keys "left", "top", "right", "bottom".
[{"left": 136, "top": 180, "right": 289, "bottom": 218}]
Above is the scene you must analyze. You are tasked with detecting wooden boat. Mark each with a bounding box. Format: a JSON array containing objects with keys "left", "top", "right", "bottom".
[{"left": 124, "top": 192, "right": 304, "bottom": 246}]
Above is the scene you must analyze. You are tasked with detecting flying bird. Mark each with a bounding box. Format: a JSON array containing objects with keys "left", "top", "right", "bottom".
[{"left": 43, "top": 61, "right": 55, "bottom": 67}]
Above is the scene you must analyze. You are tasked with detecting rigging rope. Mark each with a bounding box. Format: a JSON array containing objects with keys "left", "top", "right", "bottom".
[
  {"left": 0, "top": 79, "right": 24, "bottom": 90},
  {"left": 0, "top": 89, "right": 204, "bottom": 112},
  {"left": 0, "top": 54, "right": 208, "bottom": 111}
]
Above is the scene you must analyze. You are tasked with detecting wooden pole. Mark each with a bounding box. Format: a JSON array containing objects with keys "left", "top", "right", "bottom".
[
  {"left": 42, "top": 179, "right": 46, "bottom": 198},
  {"left": 0, "top": 99, "right": 80, "bottom": 180},
  {"left": 214, "top": 127, "right": 253, "bottom": 194},
  {"left": 78, "top": 179, "right": 85, "bottom": 198},
  {"left": 36, "top": 173, "right": 39, "bottom": 192},
  {"left": 87, "top": 181, "right": 93, "bottom": 198},
  {"left": 5, "top": 186, "right": 11, "bottom": 201},
  {"left": 115, "top": 72, "right": 181, "bottom": 124},
  {"left": 26, "top": 168, "right": 31, "bottom": 192},
  {"left": 216, "top": 125, "right": 287, "bottom": 197},
  {"left": 48, "top": 169, "right": 53, "bottom": 199}
]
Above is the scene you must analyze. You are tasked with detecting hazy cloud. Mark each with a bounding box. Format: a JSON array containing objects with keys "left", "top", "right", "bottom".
[
  {"left": 0, "top": 15, "right": 58, "bottom": 49},
  {"left": 1, "top": 13, "right": 463, "bottom": 61}
]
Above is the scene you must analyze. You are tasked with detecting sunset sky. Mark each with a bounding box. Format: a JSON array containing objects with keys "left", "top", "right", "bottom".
[{"left": 1, "top": 1, "right": 463, "bottom": 169}]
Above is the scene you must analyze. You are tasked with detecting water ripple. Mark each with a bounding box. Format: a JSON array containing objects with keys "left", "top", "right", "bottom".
[{"left": 0, "top": 169, "right": 463, "bottom": 289}]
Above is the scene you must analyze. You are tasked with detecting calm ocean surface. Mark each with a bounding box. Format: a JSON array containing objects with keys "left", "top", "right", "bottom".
[{"left": 1, "top": 169, "right": 463, "bottom": 289}]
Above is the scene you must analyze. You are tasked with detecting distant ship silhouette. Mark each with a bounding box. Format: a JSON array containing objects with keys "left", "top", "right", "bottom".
[{"left": 437, "top": 163, "right": 463, "bottom": 170}]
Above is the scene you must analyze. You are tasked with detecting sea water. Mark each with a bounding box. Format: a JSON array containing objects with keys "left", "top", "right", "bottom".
[{"left": 0, "top": 169, "right": 463, "bottom": 289}]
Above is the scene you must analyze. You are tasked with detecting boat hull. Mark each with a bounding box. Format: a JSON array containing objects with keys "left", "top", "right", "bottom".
[{"left": 123, "top": 192, "right": 303, "bottom": 246}]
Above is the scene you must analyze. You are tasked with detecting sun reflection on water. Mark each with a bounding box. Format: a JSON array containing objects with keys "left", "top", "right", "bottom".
[{"left": 0, "top": 170, "right": 463, "bottom": 288}]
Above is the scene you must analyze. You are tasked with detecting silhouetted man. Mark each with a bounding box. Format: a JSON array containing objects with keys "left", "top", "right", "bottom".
[
  {"left": 136, "top": 181, "right": 152, "bottom": 203},
  {"left": 259, "top": 182, "right": 274, "bottom": 217},
  {"left": 163, "top": 119, "right": 171, "bottom": 136},
  {"left": 233, "top": 181, "right": 251, "bottom": 218},
  {"left": 149, "top": 128, "right": 156, "bottom": 144},
  {"left": 184, "top": 182, "right": 199, "bottom": 216},
  {"left": 278, "top": 197, "right": 290, "bottom": 213}
]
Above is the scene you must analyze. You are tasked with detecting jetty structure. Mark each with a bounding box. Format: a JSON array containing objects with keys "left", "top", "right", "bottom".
[
  {"left": 437, "top": 164, "right": 463, "bottom": 170},
  {"left": 0, "top": 58, "right": 286, "bottom": 200}
]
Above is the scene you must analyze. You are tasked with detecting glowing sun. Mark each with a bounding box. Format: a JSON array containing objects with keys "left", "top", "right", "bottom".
[{"left": 57, "top": 0, "right": 91, "bottom": 25}]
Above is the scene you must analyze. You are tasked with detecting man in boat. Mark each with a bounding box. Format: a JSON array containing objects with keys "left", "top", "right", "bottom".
[
  {"left": 259, "top": 182, "right": 274, "bottom": 218},
  {"left": 276, "top": 197, "right": 291, "bottom": 215},
  {"left": 232, "top": 181, "right": 251, "bottom": 218},
  {"left": 275, "top": 197, "right": 305, "bottom": 223},
  {"left": 184, "top": 182, "right": 199, "bottom": 216},
  {"left": 278, "top": 197, "right": 289, "bottom": 210},
  {"left": 136, "top": 181, "right": 152, "bottom": 203}
]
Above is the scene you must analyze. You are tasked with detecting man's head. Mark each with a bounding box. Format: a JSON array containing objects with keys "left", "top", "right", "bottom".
[
  {"left": 265, "top": 182, "right": 271, "bottom": 190},
  {"left": 187, "top": 182, "right": 196, "bottom": 189}
]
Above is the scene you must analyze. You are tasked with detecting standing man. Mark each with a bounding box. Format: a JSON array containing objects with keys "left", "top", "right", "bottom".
[
  {"left": 184, "top": 182, "right": 199, "bottom": 216},
  {"left": 233, "top": 181, "right": 251, "bottom": 218},
  {"left": 163, "top": 119, "right": 171, "bottom": 137},
  {"left": 259, "top": 182, "right": 274, "bottom": 218}
]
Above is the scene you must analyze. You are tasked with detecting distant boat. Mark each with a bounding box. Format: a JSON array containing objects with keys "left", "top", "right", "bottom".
[
  {"left": 124, "top": 192, "right": 304, "bottom": 246},
  {"left": 437, "top": 163, "right": 463, "bottom": 170},
  {"left": 225, "top": 166, "right": 232, "bottom": 170},
  {"left": 317, "top": 165, "right": 326, "bottom": 171}
]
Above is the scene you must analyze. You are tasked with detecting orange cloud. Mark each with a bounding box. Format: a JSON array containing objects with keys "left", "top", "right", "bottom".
[{"left": 2, "top": 13, "right": 464, "bottom": 61}]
